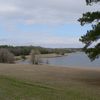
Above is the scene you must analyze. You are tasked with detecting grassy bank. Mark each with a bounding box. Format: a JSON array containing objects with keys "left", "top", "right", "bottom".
[{"left": 0, "top": 64, "right": 100, "bottom": 100}]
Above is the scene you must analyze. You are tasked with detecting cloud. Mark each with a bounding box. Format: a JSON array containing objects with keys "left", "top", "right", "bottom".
[
  {"left": 0, "top": 31, "right": 82, "bottom": 48},
  {"left": 0, "top": 0, "right": 99, "bottom": 47},
  {"left": 0, "top": 0, "right": 99, "bottom": 24}
]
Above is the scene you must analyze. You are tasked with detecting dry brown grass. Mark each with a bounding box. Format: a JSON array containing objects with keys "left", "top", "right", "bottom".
[
  {"left": 0, "top": 64, "right": 100, "bottom": 100},
  {"left": 0, "top": 64, "right": 100, "bottom": 87}
]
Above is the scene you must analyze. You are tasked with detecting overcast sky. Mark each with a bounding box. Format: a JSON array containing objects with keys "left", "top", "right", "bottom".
[{"left": 0, "top": 0, "right": 99, "bottom": 48}]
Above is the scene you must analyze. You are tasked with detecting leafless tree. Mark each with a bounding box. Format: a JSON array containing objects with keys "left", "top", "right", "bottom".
[
  {"left": 30, "top": 49, "right": 40, "bottom": 64},
  {"left": 0, "top": 48, "right": 15, "bottom": 63}
]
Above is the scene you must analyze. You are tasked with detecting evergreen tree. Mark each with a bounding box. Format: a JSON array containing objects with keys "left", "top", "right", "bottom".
[
  {"left": 78, "top": 0, "right": 100, "bottom": 61},
  {"left": 86, "top": 0, "right": 100, "bottom": 5}
]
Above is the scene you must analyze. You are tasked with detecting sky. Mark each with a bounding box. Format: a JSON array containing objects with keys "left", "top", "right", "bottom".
[{"left": 0, "top": 0, "right": 99, "bottom": 48}]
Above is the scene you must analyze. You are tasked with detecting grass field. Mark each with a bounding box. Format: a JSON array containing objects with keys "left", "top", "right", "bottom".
[{"left": 0, "top": 64, "right": 100, "bottom": 100}]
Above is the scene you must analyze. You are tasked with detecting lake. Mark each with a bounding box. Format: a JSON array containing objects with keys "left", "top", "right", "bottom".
[
  {"left": 16, "top": 52, "right": 100, "bottom": 68},
  {"left": 42, "top": 52, "right": 100, "bottom": 68}
]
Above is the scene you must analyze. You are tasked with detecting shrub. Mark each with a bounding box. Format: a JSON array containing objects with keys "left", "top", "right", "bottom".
[{"left": 0, "top": 48, "right": 15, "bottom": 63}]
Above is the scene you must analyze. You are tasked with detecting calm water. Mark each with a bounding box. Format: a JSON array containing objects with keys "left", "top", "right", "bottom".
[
  {"left": 42, "top": 52, "right": 100, "bottom": 68},
  {"left": 16, "top": 52, "right": 100, "bottom": 68}
]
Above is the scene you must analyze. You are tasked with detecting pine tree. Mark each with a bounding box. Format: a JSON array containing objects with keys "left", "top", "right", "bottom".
[
  {"left": 78, "top": 0, "right": 100, "bottom": 61},
  {"left": 86, "top": 0, "right": 100, "bottom": 5}
]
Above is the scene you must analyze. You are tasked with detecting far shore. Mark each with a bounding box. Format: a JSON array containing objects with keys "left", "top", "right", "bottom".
[
  {"left": 15, "top": 53, "right": 69, "bottom": 61},
  {"left": 38, "top": 53, "right": 68, "bottom": 58}
]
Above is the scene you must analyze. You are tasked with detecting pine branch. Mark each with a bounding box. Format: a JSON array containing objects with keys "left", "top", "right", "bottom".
[
  {"left": 79, "top": 22, "right": 100, "bottom": 48},
  {"left": 84, "top": 43, "right": 100, "bottom": 61},
  {"left": 86, "top": 0, "right": 100, "bottom": 5},
  {"left": 78, "top": 12, "right": 100, "bottom": 25},
  {"left": 79, "top": 0, "right": 100, "bottom": 61}
]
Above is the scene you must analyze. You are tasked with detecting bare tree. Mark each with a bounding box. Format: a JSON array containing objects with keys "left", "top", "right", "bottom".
[
  {"left": 30, "top": 49, "right": 40, "bottom": 64},
  {"left": 0, "top": 48, "right": 15, "bottom": 63}
]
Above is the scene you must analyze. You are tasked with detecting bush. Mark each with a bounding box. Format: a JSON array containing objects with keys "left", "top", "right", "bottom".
[
  {"left": 0, "top": 48, "right": 15, "bottom": 63},
  {"left": 30, "top": 49, "right": 40, "bottom": 64}
]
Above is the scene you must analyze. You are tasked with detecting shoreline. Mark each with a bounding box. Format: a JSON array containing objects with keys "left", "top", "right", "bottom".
[{"left": 38, "top": 53, "right": 68, "bottom": 58}]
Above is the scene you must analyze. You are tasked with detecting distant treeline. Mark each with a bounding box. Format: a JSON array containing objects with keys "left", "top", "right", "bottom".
[{"left": 0, "top": 45, "right": 82, "bottom": 56}]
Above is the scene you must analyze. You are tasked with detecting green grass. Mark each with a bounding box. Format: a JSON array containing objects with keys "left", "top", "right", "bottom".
[{"left": 0, "top": 75, "right": 100, "bottom": 100}]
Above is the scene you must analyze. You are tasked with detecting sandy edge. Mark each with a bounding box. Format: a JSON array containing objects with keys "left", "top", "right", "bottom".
[{"left": 0, "top": 63, "right": 100, "bottom": 72}]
